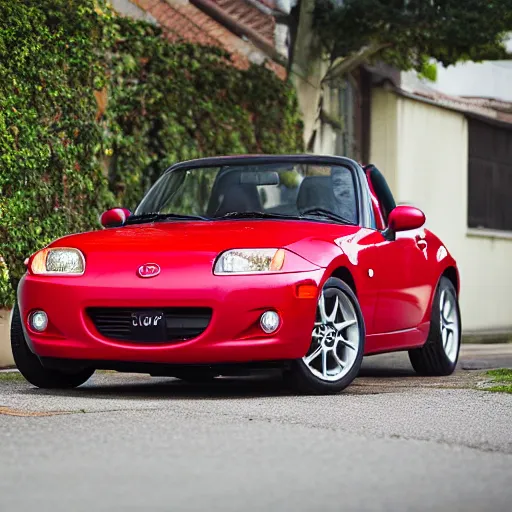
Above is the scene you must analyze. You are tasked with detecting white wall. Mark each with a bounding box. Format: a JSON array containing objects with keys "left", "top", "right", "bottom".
[
  {"left": 371, "top": 89, "right": 512, "bottom": 333},
  {"left": 369, "top": 90, "right": 399, "bottom": 193},
  {"left": 430, "top": 61, "right": 512, "bottom": 102},
  {"left": 402, "top": 34, "right": 512, "bottom": 102}
]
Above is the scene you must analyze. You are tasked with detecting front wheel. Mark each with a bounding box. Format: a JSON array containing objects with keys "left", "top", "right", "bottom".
[
  {"left": 408, "top": 276, "right": 461, "bottom": 376},
  {"left": 286, "top": 277, "right": 365, "bottom": 395},
  {"left": 10, "top": 304, "right": 94, "bottom": 389}
]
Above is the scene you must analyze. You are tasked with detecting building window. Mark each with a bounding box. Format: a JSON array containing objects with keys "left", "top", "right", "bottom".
[{"left": 468, "top": 118, "right": 512, "bottom": 231}]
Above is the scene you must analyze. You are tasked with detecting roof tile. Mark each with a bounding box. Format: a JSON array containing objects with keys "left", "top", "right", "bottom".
[
  {"left": 134, "top": 0, "right": 161, "bottom": 9},
  {"left": 129, "top": 0, "right": 285, "bottom": 77},
  {"left": 215, "top": 0, "right": 275, "bottom": 43}
]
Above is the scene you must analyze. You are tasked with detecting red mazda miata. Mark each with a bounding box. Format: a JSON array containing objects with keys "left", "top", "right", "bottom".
[{"left": 11, "top": 155, "right": 461, "bottom": 394}]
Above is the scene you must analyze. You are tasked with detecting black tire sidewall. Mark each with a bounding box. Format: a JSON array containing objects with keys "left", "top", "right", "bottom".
[
  {"left": 408, "top": 276, "right": 461, "bottom": 376},
  {"left": 10, "top": 304, "right": 41, "bottom": 369},
  {"left": 290, "top": 277, "right": 366, "bottom": 394},
  {"left": 10, "top": 304, "right": 94, "bottom": 389}
]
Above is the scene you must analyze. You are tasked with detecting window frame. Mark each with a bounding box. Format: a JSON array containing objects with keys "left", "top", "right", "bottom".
[
  {"left": 467, "top": 117, "right": 512, "bottom": 234},
  {"left": 136, "top": 155, "right": 375, "bottom": 228}
]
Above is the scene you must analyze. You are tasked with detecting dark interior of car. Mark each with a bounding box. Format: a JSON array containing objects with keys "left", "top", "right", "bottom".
[
  {"left": 206, "top": 169, "right": 264, "bottom": 217},
  {"left": 206, "top": 166, "right": 358, "bottom": 223}
]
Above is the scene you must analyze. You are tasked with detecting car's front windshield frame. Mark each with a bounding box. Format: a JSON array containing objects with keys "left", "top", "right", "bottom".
[{"left": 132, "top": 155, "right": 366, "bottom": 227}]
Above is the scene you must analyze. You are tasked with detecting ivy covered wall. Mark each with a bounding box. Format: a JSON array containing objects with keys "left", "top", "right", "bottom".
[{"left": 0, "top": 0, "right": 304, "bottom": 307}]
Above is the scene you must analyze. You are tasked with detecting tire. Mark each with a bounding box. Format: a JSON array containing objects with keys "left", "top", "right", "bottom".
[
  {"left": 286, "top": 277, "right": 365, "bottom": 395},
  {"left": 408, "top": 276, "right": 461, "bottom": 376},
  {"left": 10, "top": 304, "right": 94, "bottom": 389}
]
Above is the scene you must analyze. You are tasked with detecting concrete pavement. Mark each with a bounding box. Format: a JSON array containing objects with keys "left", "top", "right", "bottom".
[{"left": 0, "top": 345, "right": 511, "bottom": 511}]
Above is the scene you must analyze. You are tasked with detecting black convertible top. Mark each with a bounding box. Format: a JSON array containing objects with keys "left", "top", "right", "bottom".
[
  {"left": 160, "top": 154, "right": 374, "bottom": 229},
  {"left": 164, "top": 154, "right": 361, "bottom": 175}
]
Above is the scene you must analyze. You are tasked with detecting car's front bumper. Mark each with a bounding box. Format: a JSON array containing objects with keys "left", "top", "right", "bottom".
[{"left": 18, "top": 268, "right": 324, "bottom": 366}]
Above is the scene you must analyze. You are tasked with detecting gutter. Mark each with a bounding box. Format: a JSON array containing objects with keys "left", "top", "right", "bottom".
[{"left": 380, "top": 81, "right": 512, "bottom": 130}]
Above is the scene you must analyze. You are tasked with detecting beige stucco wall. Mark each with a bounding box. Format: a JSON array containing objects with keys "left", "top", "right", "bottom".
[
  {"left": 0, "top": 309, "right": 14, "bottom": 367},
  {"left": 370, "top": 88, "right": 512, "bottom": 333},
  {"left": 370, "top": 89, "right": 399, "bottom": 193}
]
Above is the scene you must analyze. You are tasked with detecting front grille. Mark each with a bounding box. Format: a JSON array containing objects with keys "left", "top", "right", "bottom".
[{"left": 87, "top": 307, "right": 212, "bottom": 342}]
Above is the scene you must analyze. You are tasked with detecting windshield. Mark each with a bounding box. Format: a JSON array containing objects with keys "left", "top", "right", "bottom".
[{"left": 133, "top": 162, "right": 358, "bottom": 225}]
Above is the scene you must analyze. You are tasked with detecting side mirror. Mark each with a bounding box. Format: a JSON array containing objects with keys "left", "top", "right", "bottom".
[
  {"left": 99, "top": 208, "right": 131, "bottom": 228},
  {"left": 384, "top": 205, "right": 425, "bottom": 240},
  {"left": 388, "top": 205, "right": 425, "bottom": 233}
]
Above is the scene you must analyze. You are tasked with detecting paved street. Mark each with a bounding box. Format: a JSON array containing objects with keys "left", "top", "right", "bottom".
[{"left": 1, "top": 345, "right": 511, "bottom": 512}]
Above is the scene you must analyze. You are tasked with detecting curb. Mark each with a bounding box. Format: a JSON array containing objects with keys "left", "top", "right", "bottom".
[{"left": 462, "top": 332, "right": 512, "bottom": 345}]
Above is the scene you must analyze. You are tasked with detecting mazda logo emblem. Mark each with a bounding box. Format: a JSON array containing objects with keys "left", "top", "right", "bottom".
[{"left": 137, "top": 263, "right": 161, "bottom": 278}]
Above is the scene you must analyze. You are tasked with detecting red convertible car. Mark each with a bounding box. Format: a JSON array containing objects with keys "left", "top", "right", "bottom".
[{"left": 11, "top": 155, "right": 461, "bottom": 394}]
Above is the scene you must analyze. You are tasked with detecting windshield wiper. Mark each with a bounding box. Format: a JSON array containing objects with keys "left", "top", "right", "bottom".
[
  {"left": 125, "top": 212, "right": 209, "bottom": 225},
  {"left": 299, "top": 207, "right": 354, "bottom": 225},
  {"left": 213, "top": 211, "right": 297, "bottom": 220}
]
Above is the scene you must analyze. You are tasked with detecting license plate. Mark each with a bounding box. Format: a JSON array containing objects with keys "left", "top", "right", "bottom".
[{"left": 130, "top": 310, "right": 166, "bottom": 342}]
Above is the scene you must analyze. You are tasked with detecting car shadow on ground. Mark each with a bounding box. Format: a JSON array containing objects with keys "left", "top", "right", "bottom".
[
  {"left": 17, "top": 359, "right": 424, "bottom": 401},
  {"left": 22, "top": 373, "right": 296, "bottom": 400}
]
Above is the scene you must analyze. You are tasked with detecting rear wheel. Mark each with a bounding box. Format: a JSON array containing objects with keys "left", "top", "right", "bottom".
[
  {"left": 287, "top": 277, "right": 365, "bottom": 394},
  {"left": 10, "top": 304, "right": 94, "bottom": 389},
  {"left": 408, "top": 277, "right": 461, "bottom": 376}
]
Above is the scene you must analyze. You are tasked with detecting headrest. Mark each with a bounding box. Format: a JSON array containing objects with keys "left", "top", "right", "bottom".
[
  {"left": 297, "top": 176, "right": 336, "bottom": 211},
  {"left": 297, "top": 171, "right": 357, "bottom": 223},
  {"left": 207, "top": 169, "right": 262, "bottom": 217}
]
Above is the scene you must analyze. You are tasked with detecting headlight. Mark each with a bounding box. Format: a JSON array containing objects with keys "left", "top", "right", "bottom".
[
  {"left": 30, "top": 248, "right": 85, "bottom": 275},
  {"left": 214, "top": 248, "right": 285, "bottom": 274}
]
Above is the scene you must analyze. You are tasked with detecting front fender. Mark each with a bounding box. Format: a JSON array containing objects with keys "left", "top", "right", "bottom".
[{"left": 286, "top": 227, "right": 377, "bottom": 269}]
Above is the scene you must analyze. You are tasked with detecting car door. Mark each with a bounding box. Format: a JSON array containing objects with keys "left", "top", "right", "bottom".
[
  {"left": 369, "top": 230, "right": 433, "bottom": 333},
  {"left": 364, "top": 166, "right": 433, "bottom": 334}
]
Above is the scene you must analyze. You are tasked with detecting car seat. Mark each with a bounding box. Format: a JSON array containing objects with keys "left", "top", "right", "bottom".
[
  {"left": 207, "top": 169, "right": 263, "bottom": 217},
  {"left": 296, "top": 170, "right": 357, "bottom": 223}
]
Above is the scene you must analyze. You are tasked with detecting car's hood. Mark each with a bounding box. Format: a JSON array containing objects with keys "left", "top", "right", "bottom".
[{"left": 51, "top": 219, "right": 360, "bottom": 257}]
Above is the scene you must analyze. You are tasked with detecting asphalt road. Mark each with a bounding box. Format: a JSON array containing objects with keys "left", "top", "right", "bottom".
[{"left": 1, "top": 346, "right": 511, "bottom": 512}]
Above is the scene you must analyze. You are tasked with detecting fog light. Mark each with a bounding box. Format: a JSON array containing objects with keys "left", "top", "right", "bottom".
[
  {"left": 260, "top": 311, "right": 280, "bottom": 334},
  {"left": 30, "top": 311, "right": 48, "bottom": 332}
]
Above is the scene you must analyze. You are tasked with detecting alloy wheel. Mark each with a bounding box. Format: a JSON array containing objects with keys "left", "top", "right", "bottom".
[
  {"left": 440, "top": 289, "right": 459, "bottom": 363},
  {"left": 302, "top": 287, "right": 360, "bottom": 382}
]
